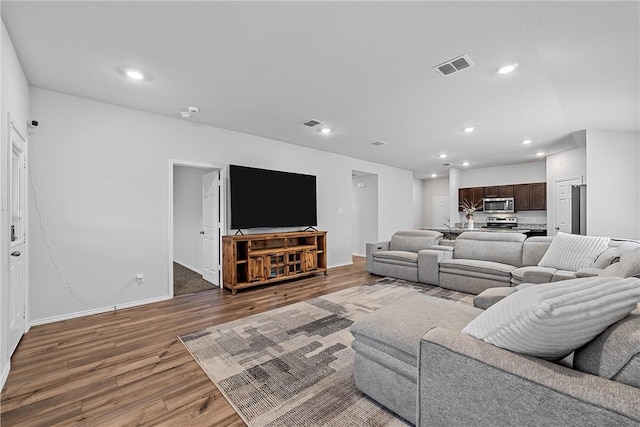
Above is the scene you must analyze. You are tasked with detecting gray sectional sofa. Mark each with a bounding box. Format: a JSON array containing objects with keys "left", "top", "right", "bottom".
[
  {"left": 351, "top": 285, "right": 640, "bottom": 426},
  {"left": 367, "top": 230, "right": 640, "bottom": 295},
  {"left": 357, "top": 230, "right": 640, "bottom": 425}
]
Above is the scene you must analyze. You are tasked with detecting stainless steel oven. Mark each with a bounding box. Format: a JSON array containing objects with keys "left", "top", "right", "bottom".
[{"left": 483, "top": 197, "right": 515, "bottom": 213}]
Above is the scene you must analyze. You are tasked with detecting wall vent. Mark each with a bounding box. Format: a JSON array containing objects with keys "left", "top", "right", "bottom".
[
  {"left": 301, "top": 118, "right": 323, "bottom": 127},
  {"left": 434, "top": 55, "right": 474, "bottom": 76}
]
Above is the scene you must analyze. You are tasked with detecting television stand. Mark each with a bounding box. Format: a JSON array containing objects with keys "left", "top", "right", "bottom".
[{"left": 222, "top": 230, "right": 327, "bottom": 295}]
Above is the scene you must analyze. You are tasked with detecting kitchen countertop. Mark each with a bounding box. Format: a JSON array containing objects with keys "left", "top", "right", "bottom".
[{"left": 423, "top": 227, "right": 533, "bottom": 234}]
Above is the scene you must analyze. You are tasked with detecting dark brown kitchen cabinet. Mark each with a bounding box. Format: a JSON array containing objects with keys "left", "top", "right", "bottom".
[
  {"left": 515, "top": 184, "right": 530, "bottom": 211},
  {"left": 484, "top": 185, "right": 513, "bottom": 198},
  {"left": 459, "top": 187, "right": 485, "bottom": 211},
  {"left": 529, "top": 182, "right": 546, "bottom": 210},
  {"left": 515, "top": 183, "right": 546, "bottom": 211}
]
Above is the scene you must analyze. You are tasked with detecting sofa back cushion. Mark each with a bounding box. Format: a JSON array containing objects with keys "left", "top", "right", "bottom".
[
  {"left": 620, "top": 247, "right": 640, "bottom": 278},
  {"left": 522, "top": 236, "right": 554, "bottom": 266},
  {"left": 574, "top": 311, "right": 640, "bottom": 388},
  {"left": 453, "top": 232, "right": 526, "bottom": 267},
  {"left": 538, "top": 232, "right": 610, "bottom": 272},
  {"left": 389, "top": 230, "right": 442, "bottom": 252}
]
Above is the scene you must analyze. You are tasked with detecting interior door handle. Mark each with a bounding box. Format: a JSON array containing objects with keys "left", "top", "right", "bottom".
[
  {"left": 200, "top": 231, "right": 205, "bottom": 235},
  {"left": 555, "top": 227, "right": 560, "bottom": 230},
  {"left": 11, "top": 251, "right": 21, "bottom": 257}
]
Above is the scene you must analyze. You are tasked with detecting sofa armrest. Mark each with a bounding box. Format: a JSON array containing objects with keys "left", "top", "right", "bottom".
[
  {"left": 522, "top": 268, "right": 555, "bottom": 284},
  {"left": 365, "top": 241, "right": 390, "bottom": 272},
  {"left": 576, "top": 267, "right": 604, "bottom": 278},
  {"left": 417, "top": 249, "right": 452, "bottom": 285},
  {"left": 418, "top": 328, "right": 640, "bottom": 426}
]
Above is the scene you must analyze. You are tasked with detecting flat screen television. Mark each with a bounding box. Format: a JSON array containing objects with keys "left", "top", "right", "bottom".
[{"left": 230, "top": 165, "right": 317, "bottom": 229}]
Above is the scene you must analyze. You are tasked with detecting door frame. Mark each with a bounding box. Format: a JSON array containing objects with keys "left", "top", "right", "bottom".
[
  {"left": 168, "top": 160, "right": 227, "bottom": 297},
  {"left": 552, "top": 175, "right": 583, "bottom": 236},
  {"left": 5, "top": 115, "right": 30, "bottom": 360}
]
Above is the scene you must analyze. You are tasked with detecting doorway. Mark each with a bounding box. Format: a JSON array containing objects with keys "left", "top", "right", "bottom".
[
  {"left": 553, "top": 176, "right": 582, "bottom": 235},
  {"left": 169, "top": 161, "right": 226, "bottom": 297},
  {"left": 351, "top": 171, "right": 378, "bottom": 256}
]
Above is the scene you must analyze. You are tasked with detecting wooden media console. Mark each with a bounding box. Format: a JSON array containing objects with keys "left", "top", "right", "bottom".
[{"left": 222, "top": 230, "right": 327, "bottom": 294}]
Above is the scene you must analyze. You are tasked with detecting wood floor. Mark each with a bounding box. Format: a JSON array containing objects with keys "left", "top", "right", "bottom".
[{"left": 1, "top": 257, "right": 373, "bottom": 426}]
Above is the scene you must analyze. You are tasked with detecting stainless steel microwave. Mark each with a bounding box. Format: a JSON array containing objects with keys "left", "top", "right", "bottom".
[{"left": 483, "top": 197, "right": 515, "bottom": 213}]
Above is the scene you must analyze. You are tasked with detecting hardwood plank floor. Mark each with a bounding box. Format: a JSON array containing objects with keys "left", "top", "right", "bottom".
[{"left": 1, "top": 256, "right": 374, "bottom": 426}]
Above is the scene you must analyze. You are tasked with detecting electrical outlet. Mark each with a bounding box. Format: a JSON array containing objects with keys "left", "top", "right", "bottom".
[{"left": 136, "top": 273, "right": 144, "bottom": 284}]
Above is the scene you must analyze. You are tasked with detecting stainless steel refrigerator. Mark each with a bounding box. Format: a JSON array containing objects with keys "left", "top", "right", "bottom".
[{"left": 571, "top": 184, "right": 587, "bottom": 235}]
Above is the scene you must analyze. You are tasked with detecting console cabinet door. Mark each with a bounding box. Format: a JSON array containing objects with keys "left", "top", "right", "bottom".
[
  {"left": 248, "top": 256, "right": 266, "bottom": 281},
  {"left": 304, "top": 250, "right": 318, "bottom": 271}
]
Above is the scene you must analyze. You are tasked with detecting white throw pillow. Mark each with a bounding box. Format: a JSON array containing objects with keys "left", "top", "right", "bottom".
[
  {"left": 538, "top": 232, "right": 610, "bottom": 271},
  {"left": 462, "top": 276, "right": 640, "bottom": 359}
]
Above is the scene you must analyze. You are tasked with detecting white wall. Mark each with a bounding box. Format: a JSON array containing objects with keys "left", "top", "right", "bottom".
[
  {"left": 28, "top": 88, "right": 414, "bottom": 323},
  {"left": 412, "top": 178, "right": 423, "bottom": 229},
  {"left": 421, "top": 177, "right": 449, "bottom": 227},
  {"left": 173, "top": 166, "right": 208, "bottom": 272},
  {"left": 586, "top": 130, "right": 640, "bottom": 239},
  {"left": 546, "top": 146, "right": 586, "bottom": 234},
  {"left": 460, "top": 161, "right": 546, "bottom": 187},
  {"left": 352, "top": 174, "right": 378, "bottom": 256},
  {"left": 1, "top": 19, "right": 30, "bottom": 389}
]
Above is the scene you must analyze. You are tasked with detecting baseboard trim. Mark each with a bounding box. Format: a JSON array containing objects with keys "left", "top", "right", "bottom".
[
  {"left": 0, "top": 361, "right": 10, "bottom": 391},
  {"left": 29, "top": 295, "right": 173, "bottom": 326},
  {"left": 329, "top": 261, "right": 354, "bottom": 269},
  {"left": 173, "top": 260, "right": 203, "bottom": 275},
  {"left": 352, "top": 253, "right": 366, "bottom": 257}
]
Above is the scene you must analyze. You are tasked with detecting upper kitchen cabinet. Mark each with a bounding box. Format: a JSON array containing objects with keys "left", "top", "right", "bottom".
[
  {"left": 529, "top": 182, "right": 546, "bottom": 210},
  {"left": 459, "top": 187, "right": 485, "bottom": 211},
  {"left": 515, "top": 182, "right": 546, "bottom": 211},
  {"left": 485, "top": 185, "right": 515, "bottom": 198},
  {"left": 460, "top": 182, "right": 546, "bottom": 212}
]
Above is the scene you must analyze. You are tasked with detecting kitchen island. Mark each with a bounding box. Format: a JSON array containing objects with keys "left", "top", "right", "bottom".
[{"left": 422, "top": 227, "right": 547, "bottom": 240}]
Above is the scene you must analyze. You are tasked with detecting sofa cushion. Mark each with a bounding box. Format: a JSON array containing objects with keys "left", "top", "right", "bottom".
[
  {"left": 592, "top": 247, "right": 621, "bottom": 269},
  {"left": 389, "top": 230, "right": 442, "bottom": 252},
  {"left": 372, "top": 250, "right": 418, "bottom": 264},
  {"left": 600, "top": 263, "right": 623, "bottom": 277},
  {"left": 551, "top": 270, "right": 576, "bottom": 282},
  {"left": 522, "top": 236, "right": 554, "bottom": 266},
  {"left": 620, "top": 247, "right": 640, "bottom": 278},
  {"left": 538, "top": 232, "right": 610, "bottom": 272},
  {"left": 453, "top": 232, "right": 526, "bottom": 267},
  {"left": 462, "top": 276, "right": 640, "bottom": 360},
  {"left": 439, "top": 259, "right": 515, "bottom": 278},
  {"left": 350, "top": 295, "right": 481, "bottom": 367},
  {"left": 574, "top": 312, "right": 640, "bottom": 388}
]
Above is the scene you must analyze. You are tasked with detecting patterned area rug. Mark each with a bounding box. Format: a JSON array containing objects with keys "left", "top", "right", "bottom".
[{"left": 180, "top": 278, "right": 473, "bottom": 426}]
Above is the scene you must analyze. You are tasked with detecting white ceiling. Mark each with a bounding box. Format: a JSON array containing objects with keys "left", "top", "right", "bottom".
[{"left": 2, "top": 1, "right": 638, "bottom": 178}]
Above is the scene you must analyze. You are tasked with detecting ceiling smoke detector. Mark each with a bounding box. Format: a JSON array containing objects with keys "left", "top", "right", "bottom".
[{"left": 434, "top": 54, "right": 474, "bottom": 76}]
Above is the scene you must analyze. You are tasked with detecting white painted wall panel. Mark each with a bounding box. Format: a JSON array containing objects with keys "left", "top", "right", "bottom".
[
  {"left": 28, "top": 88, "right": 414, "bottom": 322},
  {"left": 586, "top": 130, "right": 640, "bottom": 239}
]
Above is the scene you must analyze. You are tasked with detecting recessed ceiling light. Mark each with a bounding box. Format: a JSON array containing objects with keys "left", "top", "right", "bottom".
[
  {"left": 431, "top": 173, "right": 437, "bottom": 178},
  {"left": 496, "top": 63, "right": 518, "bottom": 74},
  {"left": 371, "top": 140, "right": 388, "bottom": 146},
  {"left": 439, "top": 153, "right": 448, "bottom": 158},
  {"left": 125, "top": 69, "right": 145, "bottom": 80},
  {"left": 522, "top": 139, "right": 533, "bottom": 145},
  {"left": 462, "top": 161, "right": 470, "bottom": 166},
  {"left": 463, "top": 126, "right": 476, "bottom": 133},
  {"left": 319, "top": 127, "right": 333, "bottom": 135},
  {"left": 536, "top": 152, "right": 545, "bottom": 156},
  {"left": 180, "top": 111, "right": 192, "bottom": 119}
]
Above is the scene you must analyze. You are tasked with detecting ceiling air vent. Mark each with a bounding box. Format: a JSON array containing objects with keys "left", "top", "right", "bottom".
[
  {"left": 301, "top": 118, "right": 323, "bottom": 127},
  {"left": 434, "top": 55, "right": 474, "bottom": 76}
]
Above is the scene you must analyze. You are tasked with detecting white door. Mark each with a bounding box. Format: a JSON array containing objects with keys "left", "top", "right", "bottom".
[
  {"left": 201, "top": 170, "right": 220, "bottom": 286},
  {"left": 554, "top": 177, "right": 582, "bottom": 235},
  {"left": 8, "top": 119, "right": 27, "bottom": 356},
  {"left": 433, "top": 195, "right": 450, "bottom": 227}
]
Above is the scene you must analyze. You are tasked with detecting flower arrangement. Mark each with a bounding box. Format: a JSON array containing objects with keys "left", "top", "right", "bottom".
[{"left": 459, "top": 198, "right": 482, "bottom": 220}]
